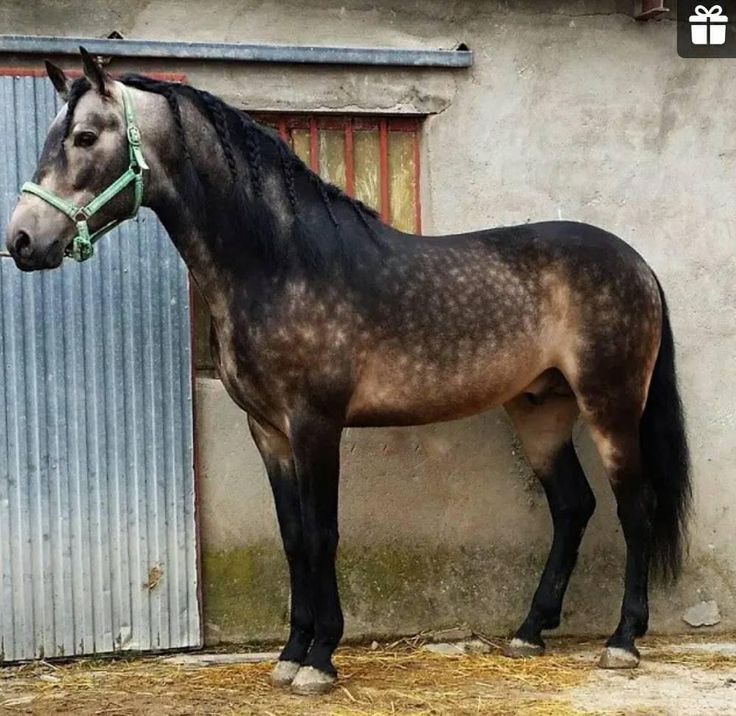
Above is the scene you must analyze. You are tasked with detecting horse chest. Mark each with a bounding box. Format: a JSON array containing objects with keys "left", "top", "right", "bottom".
[
  {"left": 209, "top": 316, "right": 277, "bottom": 420},
  {"left": 210, "top": 307, "right": 354, "bottom": 423}
]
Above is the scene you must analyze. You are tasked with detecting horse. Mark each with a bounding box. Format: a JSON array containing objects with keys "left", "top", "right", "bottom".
[{"left": 6, "top": 49, "right": 690, "bottom": 695}]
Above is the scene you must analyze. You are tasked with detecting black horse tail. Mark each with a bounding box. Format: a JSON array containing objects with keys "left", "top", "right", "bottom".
[{"left": 641, "top": 275, "right": 692, "bottom": 582}]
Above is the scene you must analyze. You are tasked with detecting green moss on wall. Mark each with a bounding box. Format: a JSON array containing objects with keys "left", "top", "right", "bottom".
[
  {"left": 202, "top": 540, "right": 727, "bottom": 645},
  {"left": 201, "top": 545, "right": 290, "bottom": 642},
  {"left": 201, "top": 541, "right": 549, "bottom": 644}
]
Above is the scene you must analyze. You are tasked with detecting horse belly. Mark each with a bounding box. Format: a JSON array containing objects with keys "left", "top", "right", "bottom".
[{"left": 346, "top": 340, "right": 543, "bottom": 427}]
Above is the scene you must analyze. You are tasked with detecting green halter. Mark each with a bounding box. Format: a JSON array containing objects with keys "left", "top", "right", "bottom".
[{"left": 21, "top": 85, "right": 148, "bottom": 262}]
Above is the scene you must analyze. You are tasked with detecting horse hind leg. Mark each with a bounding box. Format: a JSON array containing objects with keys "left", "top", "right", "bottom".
[
  {"left": 564, "top": 267, "right": 694, "bottom": 668},
  {"left": 586, "top": 416, "right": 651, "bottom": 669},
  {"left": 503, "top": 375, "right": 595, "bottom": 658},
  {"left": 569, "top": 350, "right": 655, "bottom": 668}
]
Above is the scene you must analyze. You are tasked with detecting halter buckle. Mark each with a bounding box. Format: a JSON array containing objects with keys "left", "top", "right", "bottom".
[{"left": 127, "top": 124, "right": 141, "bottom": 145}]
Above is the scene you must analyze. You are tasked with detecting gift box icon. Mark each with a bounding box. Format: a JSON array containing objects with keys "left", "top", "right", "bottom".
[{"left": 689, "top": 5, "right": 728, "bottom": 45}]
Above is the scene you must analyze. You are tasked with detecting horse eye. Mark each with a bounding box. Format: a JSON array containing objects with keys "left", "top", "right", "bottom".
[{"left": 74, "top": 131, "right": 98, "bottom": 148}]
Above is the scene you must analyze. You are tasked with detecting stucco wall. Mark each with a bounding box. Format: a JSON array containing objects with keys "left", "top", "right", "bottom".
[{"left": 2, "top": 1, "right": 734, "bottom": 646}]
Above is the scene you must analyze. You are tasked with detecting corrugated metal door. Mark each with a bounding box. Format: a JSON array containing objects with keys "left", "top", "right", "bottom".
[{"left": 0, "top": 74, "right": 200, "bottom": 661}]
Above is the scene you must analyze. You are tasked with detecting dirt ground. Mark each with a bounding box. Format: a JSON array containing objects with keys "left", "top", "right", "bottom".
[{"left": 1, "top": 635, "right": 735, "bottom": 715}]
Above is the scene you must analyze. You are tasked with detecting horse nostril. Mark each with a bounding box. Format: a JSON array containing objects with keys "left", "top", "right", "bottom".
[{"left": 13, "top": 230, "right": 32, "bottom": 258}]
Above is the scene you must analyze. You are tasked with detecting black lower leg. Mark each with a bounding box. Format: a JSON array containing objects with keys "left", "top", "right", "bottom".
[
  {"left": 248, "top": 417, "right": 313, "bottom": 664},
  {"left": 515, "top": 442, "right": 596, "bottom": 646},
  {"left": 292, "top": 416, "right": 343, "bottom": 676},
  {"left": 272, "top": 468, "right": 314, "bottom": 664},
  {"left": 606, "top": 480, "right": 652, "bottom": 654}
]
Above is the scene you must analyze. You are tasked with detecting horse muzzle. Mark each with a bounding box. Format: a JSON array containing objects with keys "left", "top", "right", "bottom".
[{"left": 6, "top": 227, "right": 65, "bottom": 271}]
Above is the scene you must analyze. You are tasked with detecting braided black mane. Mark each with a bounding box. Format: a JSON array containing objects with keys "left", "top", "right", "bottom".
[{"left": 62, "top": 75, "right": 384, "bottom": 272}]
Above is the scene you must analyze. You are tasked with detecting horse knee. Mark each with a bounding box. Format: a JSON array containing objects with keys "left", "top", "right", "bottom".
[
  {"left": 280, "top": 520, "right": 306, "bottom": 563},
  {"left": 305, "top": 526, "right": 339, "bottom": 566}
]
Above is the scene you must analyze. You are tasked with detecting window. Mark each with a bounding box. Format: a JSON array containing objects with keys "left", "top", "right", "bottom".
[
  {"left": 256, "top": 115, "right": 422, "bottom": 233},
  {"left": 192, "top": 114, "right": 422, "bottom": 371}
]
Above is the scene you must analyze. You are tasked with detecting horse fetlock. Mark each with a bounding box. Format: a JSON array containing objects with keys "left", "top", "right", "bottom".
[
  {"left": 304, "top": 642, "right": 339, "bottom": 674},
  {"left": 603, "top": 627, "right": 642, "bottom": 668},
  {"left": 280, "top": 629, "right": 313, "bottom": 664},
  {"left": 512, "top": 609, "right": 555, "bottom": 644},
  {"left": 628, "top": 612, "right": 649, "bottom": 638},
  {"left": 619, "top": 606, "right": 649, "bottom": 639},
  {"left": 541, "top": 613, "right": 561, "bottom": 630},
  {"left": 528, "top": 601, "right": 562, "bottom": 631}
]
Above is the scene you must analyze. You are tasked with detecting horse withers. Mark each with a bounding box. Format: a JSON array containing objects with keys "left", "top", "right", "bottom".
[{"left": 6, "top": 50, "right": 690, "bottom": 694}]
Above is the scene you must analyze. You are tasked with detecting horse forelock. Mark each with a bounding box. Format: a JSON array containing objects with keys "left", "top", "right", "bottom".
[{"left": 62, "top": 78, "right": 92, "bottom": 134}]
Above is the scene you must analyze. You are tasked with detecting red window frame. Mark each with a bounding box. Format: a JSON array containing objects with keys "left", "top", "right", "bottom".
[
  {"left": 256, "top": 113, "right": 423, "bottom": 233},
  {"left": 0, "top": 66, "right": 185, "bottom": 82}
]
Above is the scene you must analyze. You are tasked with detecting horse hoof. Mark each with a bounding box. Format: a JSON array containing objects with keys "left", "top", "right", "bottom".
[
  {"left": 503, "top": 637, "right": 545, "bottom": 659},
  {"left": 598, "top": 647, "right": 640, "bottom": 669},
  {"left": 271, "top": 660, "right": 301, "bottom": 687},
  {"left": 290, "top": 665, "right": 336, "bottom": 695}
]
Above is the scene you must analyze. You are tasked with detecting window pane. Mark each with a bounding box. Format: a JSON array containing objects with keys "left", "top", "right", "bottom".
[
  {"left": 292, "top": 129, "right": 311, "bottom": 165},
  {"left": 319, "top": 129, "right": 346, "bottom": 191},
  {"left": 388, "top": 130, "right": 417, "bottom": 233},
  {"left": 353, "top": 129, "right": 380, "bottom": 213}
]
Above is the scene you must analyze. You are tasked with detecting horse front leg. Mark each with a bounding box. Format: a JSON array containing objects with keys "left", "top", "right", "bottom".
[
  {"left": 247, "top": 416, "right": 314, "bottom": 687},
  {"left": 288, "top": 414, "right": 343, "bottom": 695}
]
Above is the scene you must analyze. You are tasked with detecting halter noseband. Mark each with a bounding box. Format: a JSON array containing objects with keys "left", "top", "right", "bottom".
[{"left": 21, "top": 85, "right": 148, "bottom": 263}]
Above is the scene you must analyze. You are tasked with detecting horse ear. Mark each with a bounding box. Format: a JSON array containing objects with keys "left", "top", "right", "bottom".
[
  {"left": 44, "top": 60, "right": 70, "bottom": 101},
  {"left": 79, "top": 46, "right": 110, "bottom": 96}
]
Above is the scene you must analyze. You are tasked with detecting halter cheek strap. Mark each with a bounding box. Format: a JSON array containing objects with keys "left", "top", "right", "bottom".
[{"left": 21, "top": 85, "right": 148, "bottom": 263}]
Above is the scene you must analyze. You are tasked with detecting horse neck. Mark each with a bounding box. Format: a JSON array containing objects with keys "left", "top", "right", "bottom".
[
  {"left": 149, "top": 116, "right": 290, "bottom": 312},
  {"left": 146, "top": 95, "right": 393, "bottom": 315}
]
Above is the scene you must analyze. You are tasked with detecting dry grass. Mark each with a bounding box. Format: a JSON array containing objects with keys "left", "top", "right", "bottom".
[
  {"left": 0, "top": 640, "right": 588, "bottom": 715},
  {"left": 0, "top": 635, "right": 735, "bottom": 715}
]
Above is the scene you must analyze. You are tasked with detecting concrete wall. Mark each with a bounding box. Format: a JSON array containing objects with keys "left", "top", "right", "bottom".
[{"left": 2, "top": 1, "right": 734, "bottom": 645}]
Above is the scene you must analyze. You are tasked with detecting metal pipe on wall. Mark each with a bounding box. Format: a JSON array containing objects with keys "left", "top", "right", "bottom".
[{"left": 0, "top": 35, "right": 473, "bottom": 68}]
